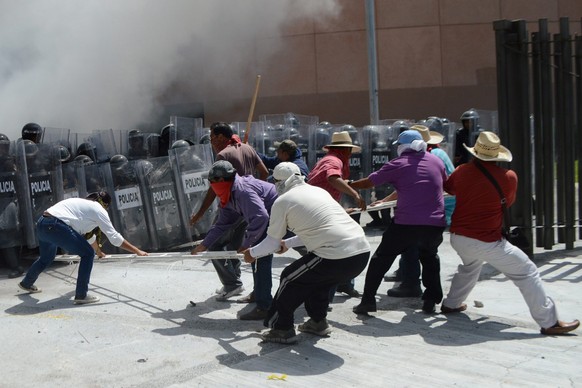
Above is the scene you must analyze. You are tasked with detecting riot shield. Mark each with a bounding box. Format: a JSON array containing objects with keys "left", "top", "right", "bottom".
[
  {"left": 107, "top": 157, "right": 155, "bottom": 252},
  {"left": 17, "top": 141, "right": 64, "bottom": 247},
  {"left": 169, "top": 116, "right": 203, "bottom": 145},
  {"left": 170, "top": 143, "right": 215, "bottom": 240},
  {"left": 139, "top": 155, "right": 190, "bottom": 250},
  {"left": 74, "top": 129, "right": 118, "bottom": 164},
  {"left": 0, "top": 140, "right": 28, "bottom": 250},
  {"left": 259, "top": 113, "right": 317, "bottom": 165},
  {"left": 230, "top": 121, "right": 267, "bottom": 153},
  {"left": 363, "top": 125, "right": 394, "bottom": 203}
]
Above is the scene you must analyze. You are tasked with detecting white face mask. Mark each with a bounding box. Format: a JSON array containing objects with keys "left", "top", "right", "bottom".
[
  {"left": 397, "top": 144, "right": 408, "bottom": 156},
  {"left": 275, "top": 180, "right": 286, "bottom": 196}
]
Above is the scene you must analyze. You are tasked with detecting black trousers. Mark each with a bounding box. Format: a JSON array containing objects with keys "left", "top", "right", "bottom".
[
  {"left": 265, "top": 251, "right": 370, "bottom": 330},
  {"left": 362, "top": 221, "right": 445, "bottom": 305}
]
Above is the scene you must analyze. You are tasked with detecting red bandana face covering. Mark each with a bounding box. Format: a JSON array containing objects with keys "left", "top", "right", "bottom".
[{"left": 210, "top": 181, "right": 233, "bottom": 207}]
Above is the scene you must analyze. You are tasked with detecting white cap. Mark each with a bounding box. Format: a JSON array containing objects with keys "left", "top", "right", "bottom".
[{"left": 273, "top": 162, "right": 301, "bottom": 181}]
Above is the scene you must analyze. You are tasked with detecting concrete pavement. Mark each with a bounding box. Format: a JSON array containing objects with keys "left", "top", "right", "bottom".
[{"left": 0, "top": 215, "right": 580, "bottom": 387}]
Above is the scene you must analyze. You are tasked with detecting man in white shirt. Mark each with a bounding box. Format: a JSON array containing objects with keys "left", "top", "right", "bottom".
[
  {"left": 18, "top": 191, "right": 148, "bottom": 304},
  {"left": 243, "top": 163, "right": 370, "bottom": 344}
]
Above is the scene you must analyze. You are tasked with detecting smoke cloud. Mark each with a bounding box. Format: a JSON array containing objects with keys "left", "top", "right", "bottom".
[{"left": 0, "top": 0, "right": 341, "bottom": 141}]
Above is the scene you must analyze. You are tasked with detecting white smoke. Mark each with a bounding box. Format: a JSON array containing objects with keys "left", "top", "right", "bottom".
[{"left": 0, "top": 0, "right": 341, "bottom": 141}]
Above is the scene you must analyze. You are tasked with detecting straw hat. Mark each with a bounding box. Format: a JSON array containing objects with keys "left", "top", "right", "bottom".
[
  {"left": 464, "top": 131, "right": 512, "bottom": 162},
  {"left": 410, "top": 124, "right": 444, "bottom": 145},
  {"left": 323, "top": 131, "right": 361, "bottom": 153}
]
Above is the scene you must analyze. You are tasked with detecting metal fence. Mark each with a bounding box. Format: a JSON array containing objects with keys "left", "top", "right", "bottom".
[{"left": 494, "top": 17, "right": 582, "bottom": 257}]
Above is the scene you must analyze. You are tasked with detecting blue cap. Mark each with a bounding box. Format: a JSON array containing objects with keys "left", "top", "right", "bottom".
[{"left": 397, "top": 130, "right": 422, "bottom": 145}]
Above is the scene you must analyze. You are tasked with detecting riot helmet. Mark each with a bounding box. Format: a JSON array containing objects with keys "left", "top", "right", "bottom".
[
  {"left": 314, "top": 126, "right": 331, "bottom": 150},
  {"left": 137, "top": 159, "right": 154, "bottom": 176},
  {"left": 22, "top": 139, "right": 39, "bottom": 158},
  {"left": 199, "top": 133, "right": 211, "bottom": 144},
  {"left": 0, "top": 133, "right": 10, "bottom": 155},
  {"left": 288, "top": 115, "right": 300, "bottom": 128},
  {"left": 460, "top": 108, "right": 480, "bottom": 130},
  {"left": 146, "top": 133, "right": 160, "bottom": 158},
  {"left": 425, "top": 117, "right": 444, "bottom": 133},
  {"left": 76, "top": 142, "right": 97, "bottom": 162},
  {"left": 391, "top": 120, "right": 410, "bottom": 134},
  {"left": 128, "top": 129, "right": 144, "bottom": 149},
  {"left": 110, "top": 154, "right": 128, "bottom": 166},
  {"left": 57, "top": 145, "right": 72, "bottom": 163},
  {"left": 171, "top": 139, "right": 192, "bottom": 150},
  {"left": 318, "top": 121, "right": 332, "bottom": 130},
  {"left": 341, "top": 124, "right": 360, "bottom": 146},
  {"left": 21, "top": 122, "right": 43, "bottom": 143},
  {"left": 74, "top": 154, "right": 94, "bottom": 166}
]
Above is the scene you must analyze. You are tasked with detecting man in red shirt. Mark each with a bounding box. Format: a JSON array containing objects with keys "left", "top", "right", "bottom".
[{"left": 441, "top": 131, "right": 579, "bottom": 335}]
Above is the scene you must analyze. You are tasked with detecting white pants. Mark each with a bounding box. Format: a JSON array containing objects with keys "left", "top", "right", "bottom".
[{"left": 443, "top": 233, "right": 558, "bottom": 329}]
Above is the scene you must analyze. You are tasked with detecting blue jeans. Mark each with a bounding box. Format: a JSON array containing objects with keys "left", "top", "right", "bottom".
[
  {"left": 21, "top": 216, "right": 96, "bottom": 299},
  {"left": 251, "top": 254, "right": 273, "bottom": 310}
]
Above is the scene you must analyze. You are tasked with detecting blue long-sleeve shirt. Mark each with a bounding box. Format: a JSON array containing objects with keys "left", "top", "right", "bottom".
[
  {"left": 259, "top": 148, "right": 310, "bottom": 178},
  {"left": 202, "top": 174, "right": 277, "bottom": 249}
]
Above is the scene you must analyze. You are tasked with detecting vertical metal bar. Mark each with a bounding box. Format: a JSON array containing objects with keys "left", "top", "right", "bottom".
[
  {"left": 576, "top": 20, "right": 582, "bottom": 238},
  {"left": 531, "top": 30, "right": 545, "bottom": 247},
  {"left": 493, "top": 19, "right": 533, "bottom": 257},
  {"left": 539, "top": 20, "right": 555, "bottom": 249},
  {"left": 554, "top": 31, "right": 566, "bottom": 243},
  {"left": 365, "top": 0, "right": 380, "bottom": 125},
  {"left": 560, "top": 18, "right": 575, "bottom": 250}
]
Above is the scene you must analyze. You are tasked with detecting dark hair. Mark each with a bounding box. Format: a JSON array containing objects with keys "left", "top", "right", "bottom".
[
  {"left": 210, "top": 122, "right": 233, "bottom": 139},
  {"left": 86, "top": 191, "right": 112, "bottom": 207}
]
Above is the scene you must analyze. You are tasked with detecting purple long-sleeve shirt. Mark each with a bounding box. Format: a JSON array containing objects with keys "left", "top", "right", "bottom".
[
  {"left": 368, "top": 150, "right": 446, "bottom": 227},
  {"left": 202, "top": 174, "right": 277, "bottom": 249}
]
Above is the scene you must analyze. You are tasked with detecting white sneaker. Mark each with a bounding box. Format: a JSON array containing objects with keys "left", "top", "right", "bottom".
[
  {"left": 74, "top": 294, "right": 100, "bottom": 305},
  {"left": 216, "top": 285, "right": 244, "bottom": 301},
  {"left": 215, "top": 286, "right": 225, "bottom": 294}
]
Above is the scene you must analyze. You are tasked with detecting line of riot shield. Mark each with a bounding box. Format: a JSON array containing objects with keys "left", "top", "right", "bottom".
[
  {"left": 106, "top": 156, "right": 156, "bottom": 252},
  {"left": 74, "top": 129, "right": 118, "bottom": 164},
  {"left": 0, "top": 140, "right": 28, "bottom": 250},
  {"left": 138, "top": 155, "right": 190, "bottom": 251},
  {"left": 363, "top": 125, "right": 395, "bottom": 204},
  {"left": 169, "top": 143, "right": 215, "bottom": 240},
  {"left": 17, "top": 141, "right": 64, "bottom": 248},
  {"left": 169, "top": 116, "right": 203, "bottom": 146}
]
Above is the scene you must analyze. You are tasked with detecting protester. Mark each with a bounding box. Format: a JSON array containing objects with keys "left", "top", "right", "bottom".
[
  {"left": 18, "top": 192, "right": 148, "bottom": 304},
  {"left": 190, "top": 122, "right": 269, "bottom": 302},
  {"left": 386, "top": 124, "right": 456, "bottom": 298},
  {"left": 243, "top": 162, "right": 370, "bottom": 344},
  {"left": 440, "top": 131, "right": 579, "bottom": 335},
  {"left": 259, "top": 139, "right": 309, "bottom": 179},
  {"left": 350, "top": 130, "right": 447, "bottom": 314},
  {"left": 191, "top": 160, "right": 276, "bottom": 320},
  {"left": 307, "top": 131, "right": 366, "bottom": 299}
]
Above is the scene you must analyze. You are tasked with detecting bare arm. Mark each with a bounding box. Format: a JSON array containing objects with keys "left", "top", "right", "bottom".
[
  {"left": 256, "top": 161, "right": 269, "bottom": 181},
  {"left": 190, "top": 188, "right": 217, "bottom": 225},
  {"left": 328, "top": 175, "right": 366, "bottom": 211},
  {"left": 349, "top": 177, "right": 375, "bottom": 190},
  {"left": 120, "top": 240, "right": 148, "bottom": 256}
]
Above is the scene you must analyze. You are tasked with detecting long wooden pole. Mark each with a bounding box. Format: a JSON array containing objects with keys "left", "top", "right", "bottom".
[{"left": 243, "top": 75, "right": 261, "bottom": 144}]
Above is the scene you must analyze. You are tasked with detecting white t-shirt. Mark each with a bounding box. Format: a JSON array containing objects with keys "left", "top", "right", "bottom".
[
  {"left": 264, "top": 182, "right": 370, "bottom": 259},
  {"left": 46, "top": 198, "right": 124, "bottom": 247}
]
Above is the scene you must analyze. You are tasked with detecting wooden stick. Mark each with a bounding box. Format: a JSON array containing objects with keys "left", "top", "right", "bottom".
[{"left": 243, "top": 75, "right": 261, "bottom": 144}]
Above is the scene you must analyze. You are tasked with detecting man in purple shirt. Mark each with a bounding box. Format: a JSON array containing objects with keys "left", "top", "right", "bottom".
[
  {"left": 349, "top": 130, "right": 447, "bottom": 314},
  {"left": 192, "top": 160, "right": 276, "bottom": 320}
]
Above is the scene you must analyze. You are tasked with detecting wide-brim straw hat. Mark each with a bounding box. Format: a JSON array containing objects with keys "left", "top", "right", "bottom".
[
  {"left": 463, "top": 131, "right": 512, "bottom": 162},
  {"left": 410, "top": 124, "right": 444, "bottom": 144},
  {"left": 323, "top": 131, "right": 362, "bottom": 153}
]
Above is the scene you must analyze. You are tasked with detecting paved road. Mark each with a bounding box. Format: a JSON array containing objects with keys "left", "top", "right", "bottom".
[{"left": 0, "top": 217, "right": 580, "bottom": 387}]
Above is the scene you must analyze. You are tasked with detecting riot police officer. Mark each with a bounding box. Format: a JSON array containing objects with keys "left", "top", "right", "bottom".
[{"left": 454, "top": 108, "right": 480, "bottom": 167}]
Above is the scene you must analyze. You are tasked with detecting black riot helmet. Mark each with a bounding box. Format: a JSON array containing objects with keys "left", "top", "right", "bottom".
[
  {"left": 171, "top": 139, "right": 193, "bottom": 150},
  {"left": 22, "top": 123, "right": 43, "bottom": 143},
  {"left": 0, "top": 133, "right": 10, "bottom": 155},
  {"left": 57, "top": 145, "right": 72, "bottom": 163},
  {"left": 341, "top": 124, "right": 360, "bottom": 146},
  {"left": 76, "top": 142, "right": 97, "bottom": 162},
  {"left": 391, "top": 120, "right": 410, "bottom": 134},
  {"left": 74, "top": 154, "right": 94, "bottom": 166},
  {"left": 460, "top": 108, "right": 480, "bottom": 130},
  {"left": 426, "top": 116, "right": 444, "bottom": 133},
  {"left": 314, "top": 126, "right": 331, "bottom": 150},
  {"left": 110, "top": 154, "right": 128, "bottom": 165},
  {"left": 22, "top": 139, "right": 39, "bottom": 158},
  {"left": 128, "top": 129, "right": 144, "bottom": 149}
]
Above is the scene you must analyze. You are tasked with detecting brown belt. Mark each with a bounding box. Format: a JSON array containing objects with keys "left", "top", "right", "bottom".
[{"left": 43, "top": 212, "right": 53, "bottom": 217}]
